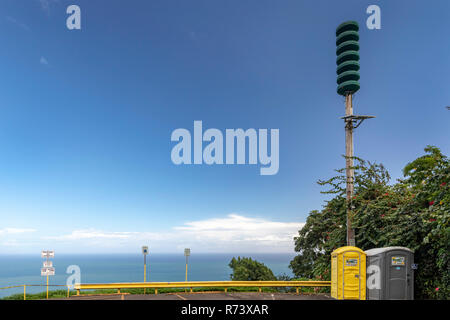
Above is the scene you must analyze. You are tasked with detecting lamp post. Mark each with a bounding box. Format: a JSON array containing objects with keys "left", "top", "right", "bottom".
[
  {"left": 142, "top": 246, "right": 148, "bottom": 294},
  {"left": 184, "top": 248, "right": 190, "bottom": 283}
]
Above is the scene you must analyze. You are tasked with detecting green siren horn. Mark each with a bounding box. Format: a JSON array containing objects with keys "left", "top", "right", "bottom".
[{"left": 336, "top": 21, "right": 360, "bottom": 96}]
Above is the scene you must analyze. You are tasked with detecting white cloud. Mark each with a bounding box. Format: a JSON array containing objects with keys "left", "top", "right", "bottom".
[
  {"left": 5, "top": 16, "right": 30, "bottom": 31},
  {"left": 40, "top": 56, "right": 49, "bottom": 65},
  {"left": 0, "top": 228, "right": 35, "bottom": 250},
  {"left": 1, "top": 239, "right": 20, "bottom": 247},
  {"left": 41, "top": 214, "right": 304, "bottom": 253},
  {"left": 176, "top": 214, "right": 302, "bottom": 243},
  {"left": 0, "top": 228, "right": 36, "bottom": 251},
  {"left": 0, "top": 228, "right": 36, "bottom": 235},
  {"left": 38, "top": 0, "right": 59, "bottom": 15},
  {"left": 46, "top": 229, "right": 137, "bottom": 240}
]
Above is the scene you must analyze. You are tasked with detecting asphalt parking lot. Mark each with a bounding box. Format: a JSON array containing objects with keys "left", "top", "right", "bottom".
[{"left": 64, "top": 292, "right": 332, "bottom": 300}]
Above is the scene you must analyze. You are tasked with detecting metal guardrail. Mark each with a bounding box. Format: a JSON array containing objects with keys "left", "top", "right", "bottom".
[
  {"left": 1, "top": 281, "right": 331, "bottom": 299},
  {"left": 74, "top": 280, "right": 331, "bottom": 295},
  {"left": 0, "top": 281, "right": 331, "bottom": 300}
]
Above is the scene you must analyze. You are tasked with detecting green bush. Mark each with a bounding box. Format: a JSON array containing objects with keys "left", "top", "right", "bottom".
[
  {"left": 289, "top": 146, "right": 449, "bottom": 299},
  {"left": 229, "top": 257, "right": 277, "bottom": 281}
]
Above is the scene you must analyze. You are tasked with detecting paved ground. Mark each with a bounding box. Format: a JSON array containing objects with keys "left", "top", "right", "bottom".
[{"left": 64, "top": 292, "right": 332, "bottom": 300}]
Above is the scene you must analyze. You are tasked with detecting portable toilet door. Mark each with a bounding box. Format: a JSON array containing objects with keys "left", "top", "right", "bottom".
[
  {"left": 331, "top": 246, "right": 366, "bottom": 300},
  {"left": 365, "top": 247, "right": 414, "bottom": 300},
  {"left": 387, "top": 248, "right": 413, "bottom": 299}
]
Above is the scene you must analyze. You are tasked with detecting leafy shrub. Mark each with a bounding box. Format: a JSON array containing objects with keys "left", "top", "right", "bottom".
[
  {"left": 289, "top": 146, "right": 449, "bottom": 299},
  {"left": 229, "top": 257, "right": 277, "bottom": 281}
]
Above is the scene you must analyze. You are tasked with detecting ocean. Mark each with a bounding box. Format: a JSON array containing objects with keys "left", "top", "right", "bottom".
[{"left": 0, "top": 253, "right": 296, "bottom": 298}]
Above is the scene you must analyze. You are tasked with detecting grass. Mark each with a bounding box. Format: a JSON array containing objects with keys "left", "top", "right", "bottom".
[
  {"left": 2, "top": 285, "right": 328, "bottom": 300},
  {"left": 2, "top": 289, "right": 70, "bottom": 300}
]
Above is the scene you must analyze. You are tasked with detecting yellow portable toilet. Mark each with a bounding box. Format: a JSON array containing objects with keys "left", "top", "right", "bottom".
[{"left": 331, "top": 246, "right": 366, "bottom": 300}]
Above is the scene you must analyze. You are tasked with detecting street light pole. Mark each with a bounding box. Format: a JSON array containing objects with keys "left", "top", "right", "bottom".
[
  {"left": 184, "top": 248, "right": 190, "bottom": 283},
  {"left": 185, "top": 255, "right": 188, "bottom": 282},
  {"left": 142, "top": 246, "right": 148, "bottom": 294},
  {"left": 144, "top": 254, "right": 147, "bottom": 283}
]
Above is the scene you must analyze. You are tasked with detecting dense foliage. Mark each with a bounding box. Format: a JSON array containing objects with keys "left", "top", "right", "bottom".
[
  {"left": 229, "top": 257, "right": 277, "bottom": 281},
  {"left": 289, "top": 146, "right": 449, "bottom": 299}
]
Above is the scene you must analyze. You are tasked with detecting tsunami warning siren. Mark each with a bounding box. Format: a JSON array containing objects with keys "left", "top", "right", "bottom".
[{"left": 336, "top": 21, "right": 361, "bottom": 96}]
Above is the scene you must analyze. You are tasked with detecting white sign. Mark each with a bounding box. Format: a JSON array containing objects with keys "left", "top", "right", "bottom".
[
  {"left": 43, "top": 261, "right": 53, "bottom": 268},
  {"left": 41, "top": 267, "right": 55, "bottom": 276},
  {"left": 142, "top": 246, "right": 148, "bottom": 255},
  {"left": 184, "top": 248, "right": 191, "bottom": 256},
  {"left": 391, "top": 256, "right": 405, "bottom": 266},
  {"left": 41, "top": 250, "right": 55, "bottom": 259},
  {"left": 345, "top": 258, "right": 358, "bottom": 267}
]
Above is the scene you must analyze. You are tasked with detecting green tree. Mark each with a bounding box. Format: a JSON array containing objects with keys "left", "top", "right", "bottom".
[
  {"left": 229, "top": 257, "right": 277, "bottom": 281},
  {"left": 289, "top": 146, "right": 449, "bottom": 299}
]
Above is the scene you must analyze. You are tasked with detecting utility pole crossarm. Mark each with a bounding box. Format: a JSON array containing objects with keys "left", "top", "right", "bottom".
[{"left": 341, "top": 115, "right": 375, "bottom": 129}]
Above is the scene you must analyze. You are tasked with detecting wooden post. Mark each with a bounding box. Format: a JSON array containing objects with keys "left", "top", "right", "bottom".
[
  {"left": 155, "top": 288, "right": 158, "bottom": 295},
  {"left": 296, "top": 287, "right": 299, "bottom": 295},
  {"left": 24, "top": 285, "right": 26, "bottom": 300},
  {"left": 76, "top": 289, "right": 80, "bottom": 296},
  {"left": 345, "top": 93, "right": 355, "bottom": 246},
  {"left": 258, "top": 287, "right": 261, "bottom": 293}
]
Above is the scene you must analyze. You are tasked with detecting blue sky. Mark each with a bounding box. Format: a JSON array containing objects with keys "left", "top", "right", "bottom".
[{"left": 0, "top": 0, "right": 449, "bottom": 253}]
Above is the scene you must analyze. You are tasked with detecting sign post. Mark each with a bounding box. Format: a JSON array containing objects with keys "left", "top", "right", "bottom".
[
  {"left": 41, "top": 250, "right": 55, "bottom": 299},
  {"left": 142, "top": 246, "right": 148, "bottom": 294}
]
